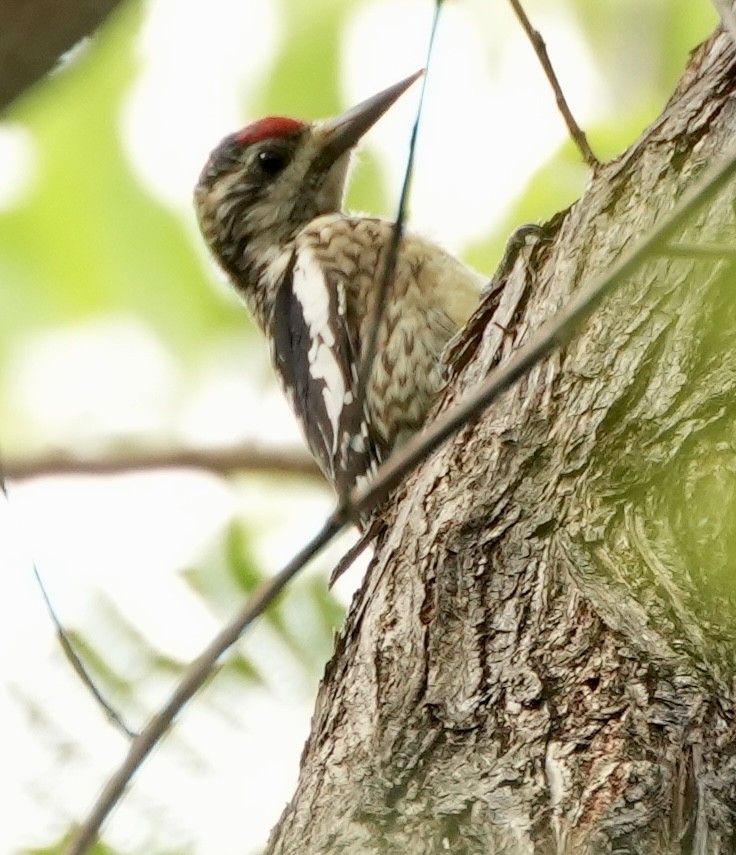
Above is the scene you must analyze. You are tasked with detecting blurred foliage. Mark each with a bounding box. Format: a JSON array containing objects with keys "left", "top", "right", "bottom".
[
  {"left": 185, "top": 520, "right": 345, "bottom": 678},
  {"left": 570, "top": 0, "right": 717, "bottom": 101},
  {"left": 29, "top": 843, "right": 121, "bottom": 855},
  {"left": 0, "top": 1, "right": 239, "bottom": 355},
  {"left": 465, "top": 100, "right": 670, "bottom": 271},
  {"left": 260, "top": 0, "right": 390, "bottom": 215},
  {"left": 0, "top": 0, "right": 717, "bottom": 450},
  {"left": 0, "top": 1, "right": 721, "bottom": 854}
]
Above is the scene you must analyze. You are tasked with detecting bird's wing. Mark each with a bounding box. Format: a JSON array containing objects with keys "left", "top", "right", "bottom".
[{"left": 270, "top": 241, "right": 379, "bottom": 494}]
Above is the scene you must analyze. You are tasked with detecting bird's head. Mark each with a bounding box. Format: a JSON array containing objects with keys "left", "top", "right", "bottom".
[{"left": 194, "top": 70, "right": 423, "bottom": 276}]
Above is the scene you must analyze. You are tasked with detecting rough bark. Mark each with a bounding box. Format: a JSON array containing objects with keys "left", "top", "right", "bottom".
[
  {"left": 0, "top": 0, "right": 124, "bottom": 112},
  {"left": 268, "top": 27, "right": 736, "bottom": 855}
]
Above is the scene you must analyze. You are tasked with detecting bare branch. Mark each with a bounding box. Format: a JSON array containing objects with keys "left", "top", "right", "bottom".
[
  {"left": 350, "top": 148, "right": 736, "bottom": 515},
  {"left": 712, "top": 0, "right": 736, "bottom": 46},
  {"left": 0, "top": 0, "right": 125, "bottom": 112},
  {"left": 65, "top": 514, "right": 344, "bottom": 855},
  {"left": 4, "top": 443, "right": 322, "bottom": 482},
  {"left": 0, "top": 460, "right": 135, "bottom": 738},
  {"left": 508, "top": 0, "right": 598, "bottom": 167},
  {"left": 342, "top": 0, "right": 443, "bottom": 503},
  {"left": 64, "top": 132, "right": 736, "bottom": 855}
]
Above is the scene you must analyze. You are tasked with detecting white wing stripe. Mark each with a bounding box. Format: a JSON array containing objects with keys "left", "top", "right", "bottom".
[{"left": 291, "top": 248, "right": 347, "bottom": 454}]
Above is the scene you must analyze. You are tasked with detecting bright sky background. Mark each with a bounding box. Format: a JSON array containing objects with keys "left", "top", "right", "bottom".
[{"left": 0, "top": 0, "right": 696, "bottom": 852}]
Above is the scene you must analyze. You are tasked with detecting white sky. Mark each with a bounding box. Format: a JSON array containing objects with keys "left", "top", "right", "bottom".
[{"left": 0, "top": 0, "right": 614, "bottom": 853}]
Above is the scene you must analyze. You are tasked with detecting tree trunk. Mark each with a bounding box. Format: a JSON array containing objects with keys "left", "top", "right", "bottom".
[{"left": 268, "top": 27, "right": 736, "bottom": 855}]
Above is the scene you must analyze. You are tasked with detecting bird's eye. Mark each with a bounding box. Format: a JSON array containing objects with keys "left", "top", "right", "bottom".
[{"left": 257, "top": 148, "right": 289, "bottom": 177}]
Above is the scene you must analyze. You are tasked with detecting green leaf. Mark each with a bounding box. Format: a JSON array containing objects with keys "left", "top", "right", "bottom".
[{"left": 0, "top": 0, "right": 243, "bottom": 362}]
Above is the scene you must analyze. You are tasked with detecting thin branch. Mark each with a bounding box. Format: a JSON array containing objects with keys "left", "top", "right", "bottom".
[
  {"left": 343, "top": 0, "right": 443, "bottom": 503},
  {"left": 0, "top": 0, "right": 125, "bottom": 112},
  {"left": 349, "top": 149, "right": 736, "bottom": 515},
  {"left": 65, "top": 514, "right": 345, "bottom": 855},
  {"left": 65, "top": 137, "right": 736, "bottom": 855},
  {"left": 0, "top": 458, "right": 135, "bottom": 738},
  {"left": 4, "top": 443, "right": 321, "bottom": 482},
  {"left": 712, "top": 0, "right": 736, "bottom": 46},
  {"left": 508, "top": 0, "right": 598, "bottom": 167},
  {"left": 3, "top": 440, "right": 319, "bottom": 735}
]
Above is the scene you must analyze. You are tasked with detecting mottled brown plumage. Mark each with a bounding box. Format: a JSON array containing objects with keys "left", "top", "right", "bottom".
[
  {"left": 194, "top": 73, "right": 483, "bottom": 493},
  {"left": 294, "top": 214, "right": 482, "bottom": 452}
]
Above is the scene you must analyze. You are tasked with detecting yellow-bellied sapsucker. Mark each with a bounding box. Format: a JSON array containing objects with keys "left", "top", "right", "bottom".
[{"left": 194, "top": 71, "right": 483, "bottom": 495}]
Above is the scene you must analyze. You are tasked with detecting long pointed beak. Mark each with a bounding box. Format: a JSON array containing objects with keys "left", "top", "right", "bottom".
[{"left": 313, "top": 70, "right": 424, "bottom": 169}]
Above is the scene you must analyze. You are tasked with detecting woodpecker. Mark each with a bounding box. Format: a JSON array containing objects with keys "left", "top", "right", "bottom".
[{"left": 194, "top": 71, "right": 484, "bottom": 496}]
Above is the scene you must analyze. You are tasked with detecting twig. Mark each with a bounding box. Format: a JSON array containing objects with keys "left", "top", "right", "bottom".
[
  {"left": 0, "top": 458, "right": 135, "bottom": 738},
  {"left": 508, "top": 0, "right": 598, "bottom": 167},
  {"left": 342, "top": 0, "right": 443, "bottom": 502},
  {"left": 0, "top": 0, "right": 125, "bottom": 112},
  {"left": 65, "top": 514, "right": 344, "bottom": 855},
  {"left": 4, "top": 443, "right": 321, "bottom": 482},
  {"left": 65, "top": 137, "right": 736, "bottom": 855},
  {"left": 350, "top": 150, "right": 736, "bottom": 515},
  {"left": 712, "top": 0, "right": 736, "bottom": 46}
]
